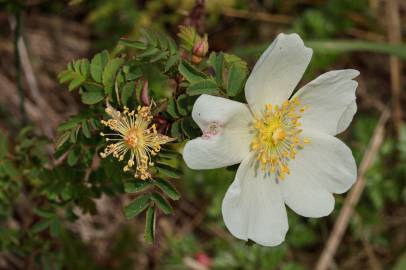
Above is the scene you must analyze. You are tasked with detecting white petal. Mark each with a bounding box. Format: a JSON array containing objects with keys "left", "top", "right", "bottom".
[
  {"left": 294, "top": 69, "right": 359, "bottom": 135},
  {"left": 183, "top": 94, "right": 253, "bottom": 169},
  {"left": 281, "top": 130, "right": 357, "bottom": 217},
  {"left": 245, "top": 33, "right": 313, "bottom": 113},
  {"left": 337, "top": 100, "right": 357, "bottom": 134},
  {"left": 222, "top": 153, "right": 288, "bottom": 246},
  {"left": 281, "top": 176, "right": 335, "bottom": 218}
]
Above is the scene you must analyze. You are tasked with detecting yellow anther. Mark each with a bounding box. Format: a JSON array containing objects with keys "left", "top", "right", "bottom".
[
  {"left": 300, "top": 105, "right": 308, "bottom": 112},
  {"left": 251, "top": 98, "right": 309, "bottom": 179},
  {"left": 281, "top": 166, "right": 290, "bottom": 174},
  {"left": 272, "top": 128, "right": 286, "bottom": 143},
  {"left": 100, "top": 104, "right": 174, "bottom": 180}
]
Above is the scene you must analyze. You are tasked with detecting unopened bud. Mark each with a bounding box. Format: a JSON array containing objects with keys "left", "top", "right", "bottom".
[
  {"left": 192, "top": 34, "right": 208, "bottom": 58},
  {"left": 191, "top": 55, "right": 202, "bottom": 64}
]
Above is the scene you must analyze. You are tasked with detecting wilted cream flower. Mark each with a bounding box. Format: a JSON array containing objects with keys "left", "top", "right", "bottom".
[
  {"left": 183, "top": 33, "right": 359, "bottom": 246},
  {"left": 100, "top": 104, "right": 173, "bottom": 180}
]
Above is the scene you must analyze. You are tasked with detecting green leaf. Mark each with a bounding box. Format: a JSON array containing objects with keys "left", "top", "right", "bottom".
[
  {"left": 186, "top": 79, "right": 218, "bottom": 96},
  {"left": 68, "top": 77, "right": 85, "bottom": 91},
  {"left": 144, "top": 206, "right": 156, "bottom": 243},
  {"left": 0, "top": 131, "right": 8, "bottom": 160},
  {"left": 124, "top": 180, "right": 153, "bottom": 193},
  {"left": 151, "top": 192, "right": 173, "bottom": 214},
  {"left": 55, "top": 131, "right": 70, "bottom": 149},
  {"left": 81, "top": 120, "right": 91, "bottom": 138},
  {"left": 157, "top": 163, "right": 181, "bottom": 179},
  {"left": 31, "top": 219, "right": 51, "bottom": 233},
  {"left": 158, "top": 148, "right": 180, "bottom": 159},
  {"left": 33, "top": 208, "right": 55, "bottom": 218},
  {"left": 125, "top": 66, "right": 143, "bottom": 81},
  {"left": 67, "top": 147, "right": 81, "bottom": 166},
  {"left": 177, "top": 26, "right": 198, "bottom": 51},
  {"left": 69, "top": 125, "right": 80, "bottom": 143},
  {"left": 81, "top": 83, "right": 105, "bottom": 105},
  {"left": 150, "top": 51, "right": 169, "bottom": 63},
  {"left": 57, "top": 117, "right": 82, "bottom": 131},
  {"left": 90, "top": 50, "right": 109, "bottom": 83},
  {"left": 223, "top": 53, "right": 247, "bottom": 70},
  {"left": 167, "top": 36, "right": 177, "bottom": 55},
  {"left": 178, "top": 60, "right": 206, "bottom": 83},
  {"left": 138, "top": 47, "right": 160, "bottom": 58},
  {"left": 181, "top": 116, "right": 200, "bottom": 138},
  {"left": 50, "top": 218, "right": 61, "bottom": 237},
  {"left": 1, "top": 160, "right": 19, "bottom": 178},
  {"left": 208, "top": 52, "right": 224, "bottom": 84},
  {"left": 73, "top": 60, "right": 81, "bottom": 72},
  {"left": 102, "top": 58, "right": 124, "bottom": 96},
  {"left": 79, "top": 59, "right": 90, "bottom": 78},
  {"left": 121, "top": 81, "right": 135, "bottom": 106},
  {"left": 170, "top": 121, "right": 181, "bottom": 139},
  {"left": 153, "top": 178, "right": 180, "bottom": 200},
  {"left": 58, "top": 70, "right": 74, "bottom": 84},
  {"left": 157, "top": 33, "right": 168, "bottom": 51},
  {"left": 119, "top": 39, "right": 147, "bottom": 50},
  {"left": 59, "top": 59, "right": 91, "bottom": 91},
  {"left": 140, "top": 28, "right": 157, "bottom": 47},
  {"left": 226, "top": 64, "right": 248, "bottom": 97},
  {"left": 124, "top": 194, "right": 151, "bottom": 219},
  {"left": 165, "top": 54, "right": 179, "bottom": 72},
  {"left": 176, "top": 94, "right": 189, "bottom": 116},
  {"left": 166, "top": 98, "right": 179, "bottom": 118}
]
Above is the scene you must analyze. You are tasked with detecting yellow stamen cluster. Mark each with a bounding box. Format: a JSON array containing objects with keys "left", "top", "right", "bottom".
[
  {"left": 250, "top": 98, "right": 310, "bottom": 180},
  {"left": 100, "top": 104, "right": 174, "bottom": 180}
]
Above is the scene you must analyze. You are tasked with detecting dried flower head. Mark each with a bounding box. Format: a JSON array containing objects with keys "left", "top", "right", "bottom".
[{"left": 100, "top": 103, "right": 174, "bottom": 180}]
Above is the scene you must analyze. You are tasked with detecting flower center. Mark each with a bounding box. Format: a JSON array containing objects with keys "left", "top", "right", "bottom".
[
  {"left": 100, "top": 105, "right": 174, "bottom": 180},
  {"left": 124, "top": 127, "right": 142, "bottom": 148},
  {"left": 250, "top": 98, "right": 309, "bottom": 180}
]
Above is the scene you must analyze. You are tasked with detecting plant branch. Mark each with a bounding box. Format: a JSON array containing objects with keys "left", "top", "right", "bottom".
[
  {"left": 315, "top": 107, "right": 390, "bottom": 270},
  {"left": 386, "top": 0, "right": 403, "bottom": 135},
  {"left": 11, "top": 9, "right": 27, "bottom": 125}
]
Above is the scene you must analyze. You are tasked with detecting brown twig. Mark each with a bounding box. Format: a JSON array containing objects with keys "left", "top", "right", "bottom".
[
  {"left": 222, "top": 8, "right": 293, "bottom": 24},
  {"left": 8, "top": 15, "right": 62, "bottom": 137},
  {"left": 386, "top": 0, "right": 403, "bottom": 135},
  {"left": 17, "top": 29, "right": 62, "bottom": 133},
  {"left": 315, "top": 108, "right": 390, "bottom": 270}
]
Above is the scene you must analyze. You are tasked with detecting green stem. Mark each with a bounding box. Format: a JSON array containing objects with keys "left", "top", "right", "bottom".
[{"left": 233, "top": 40, "right": 406, "bottom": 59}]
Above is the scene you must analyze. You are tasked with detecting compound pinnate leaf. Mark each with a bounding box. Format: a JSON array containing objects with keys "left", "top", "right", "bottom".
[
  {"left": 153, "top": 178, "right": 180, "bottom": 200},
  {"left": 90, "top": 50, "right": 109, "bottom": 83},
  {"left": 124, "top": 194, "right": 151, "bottom": 219}
]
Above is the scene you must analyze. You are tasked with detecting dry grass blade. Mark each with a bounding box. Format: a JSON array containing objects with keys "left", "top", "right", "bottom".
[{"left": 315, "top": 108, "right": 390, "bottom": 270}]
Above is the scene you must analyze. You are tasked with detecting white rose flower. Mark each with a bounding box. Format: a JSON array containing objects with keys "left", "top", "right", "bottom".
[{"left": 182, "top": 33, "right": 359, "bottom": 246}]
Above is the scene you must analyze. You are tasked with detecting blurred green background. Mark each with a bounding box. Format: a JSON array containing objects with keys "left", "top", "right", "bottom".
[{"left": 0, "top": 0, "right": 405, "bottom": 269}]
